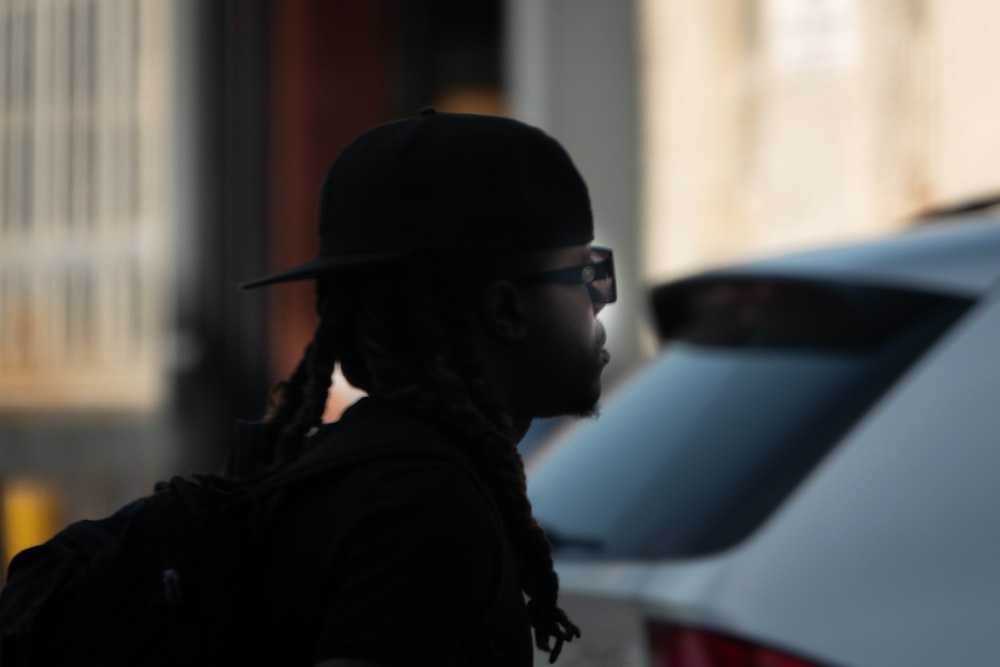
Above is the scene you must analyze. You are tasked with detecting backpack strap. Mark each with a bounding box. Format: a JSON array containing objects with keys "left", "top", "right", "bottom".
[
  {"left": 226, "top": 412, "right": 474, "bottom": 483},
  {"left": 224, "top": 407, "right": 503, "bottom": 543},
  {"left": 251, "top": 413, "right": 486, "bottom": 497}
]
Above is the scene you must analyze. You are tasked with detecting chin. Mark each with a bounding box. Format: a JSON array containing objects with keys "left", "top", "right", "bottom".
[
  {"left": 536, "top": 387, "right": 602, "bottom": 420},
  {"left": 576, "top": 393, "right": 602, "bottom": 418}
]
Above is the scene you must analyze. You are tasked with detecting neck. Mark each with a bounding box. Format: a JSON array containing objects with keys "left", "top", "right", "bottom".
[{"left": 473, "top": 340, "right": 532, "bottom": 444}]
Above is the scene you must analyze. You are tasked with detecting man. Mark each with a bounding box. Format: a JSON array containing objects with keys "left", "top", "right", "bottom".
[{"left": 239, "top": 109, "right": 616, "bottom": 666}]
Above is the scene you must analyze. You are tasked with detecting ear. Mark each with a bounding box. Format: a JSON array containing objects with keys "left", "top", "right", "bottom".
[{"left": 479, "top": 280, "right": 529, "bottom": 341}]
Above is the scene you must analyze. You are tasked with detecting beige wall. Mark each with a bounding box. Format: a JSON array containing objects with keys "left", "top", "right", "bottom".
[
  {"left": 0, "top": 1, "right": 183, "bottom": 567},
  {"left": 640, "top": 0, "right": 1000, "bottom": 282}
]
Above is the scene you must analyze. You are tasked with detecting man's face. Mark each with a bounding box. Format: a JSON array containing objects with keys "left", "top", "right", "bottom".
[{"left": 513, "top": 243, "right": 612, "bottom": 418}]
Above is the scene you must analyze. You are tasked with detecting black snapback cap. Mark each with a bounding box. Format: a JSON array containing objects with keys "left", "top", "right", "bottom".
[{"left": 241, "top": 109, "right": 594, "bottom": 289}]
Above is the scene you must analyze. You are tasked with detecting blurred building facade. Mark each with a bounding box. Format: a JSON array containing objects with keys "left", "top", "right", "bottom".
[
  {"left": 0, "top": 0, "right": 182, "bottom": 566},
  {"left": 4, "top": 0, "right": 1000, "bottom": 570}
]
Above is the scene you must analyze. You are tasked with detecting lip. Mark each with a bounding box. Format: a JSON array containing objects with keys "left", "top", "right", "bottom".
[{"left": 596, "top": 321, "right": 609, "bottom": 364}]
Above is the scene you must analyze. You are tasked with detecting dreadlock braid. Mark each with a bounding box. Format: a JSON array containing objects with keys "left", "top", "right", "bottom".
[
  {"left": 345, "top": 255, "right": 580, "bottom": 662},
  {"left": 261, "top": 291, "right": 339, "bottom": 472}
]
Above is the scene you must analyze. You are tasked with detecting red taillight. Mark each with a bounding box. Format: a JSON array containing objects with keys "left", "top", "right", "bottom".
[{"left": 648, "top": 621, "right": 824, "bottom": 667}]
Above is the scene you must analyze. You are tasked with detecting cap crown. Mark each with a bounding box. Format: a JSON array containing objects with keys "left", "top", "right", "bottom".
[
  {"left": 320, "top": 110, "right": 593, "bottom": 255},
  {"left": 242, "top": 110, "right": 593, "bottom": 288}
]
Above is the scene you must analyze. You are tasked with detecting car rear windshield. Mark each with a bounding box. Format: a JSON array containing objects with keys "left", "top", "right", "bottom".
[{"left": 527, "top": 278, "right": 971, "bottom": 559}]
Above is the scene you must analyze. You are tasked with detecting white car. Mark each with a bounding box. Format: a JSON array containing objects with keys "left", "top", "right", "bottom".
[{"left": 527, "top": 216, "right": 1000, "bottom": 666}]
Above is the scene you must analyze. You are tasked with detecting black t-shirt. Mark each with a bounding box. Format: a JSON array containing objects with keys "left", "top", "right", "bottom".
[{"left": 260, "top": 398, "right": 533, "bottom": 666}]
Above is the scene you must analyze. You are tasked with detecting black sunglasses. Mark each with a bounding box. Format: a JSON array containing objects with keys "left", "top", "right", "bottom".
[{"left": 509, "top": 246, "right": 616, "bottom": 304}]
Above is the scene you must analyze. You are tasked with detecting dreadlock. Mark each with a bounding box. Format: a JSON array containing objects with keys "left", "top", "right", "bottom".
[
  {"left": 260, "top": 289, "right": 339, "bottom": 471},
  {"left": 256, "top": 253, "right": 580, "bottom": 662}
]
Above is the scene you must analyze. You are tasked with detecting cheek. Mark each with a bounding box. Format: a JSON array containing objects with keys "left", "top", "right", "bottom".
[{"left": 533, "top": 293, "right": 598, "bottom": 358}]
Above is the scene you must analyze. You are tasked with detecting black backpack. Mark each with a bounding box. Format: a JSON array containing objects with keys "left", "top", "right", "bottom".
[{"left": 0, "top": 415, "right": 476, "bottom": 666}]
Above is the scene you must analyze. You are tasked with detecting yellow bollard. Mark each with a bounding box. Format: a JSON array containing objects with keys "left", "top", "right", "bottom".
[{"left": 1, "top": 478, "right": 61, "bottom": 582}]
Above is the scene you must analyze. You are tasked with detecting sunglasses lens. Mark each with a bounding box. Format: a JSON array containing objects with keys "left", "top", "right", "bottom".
[
  {"left": 590, "top": 277, "right": 615, "bottom": 303},
  {"left": 590, "top": 248, "right": 617, "bottom": 303},
  {"left": 589, "top": 248, "right": 616, "bottom": 303}
]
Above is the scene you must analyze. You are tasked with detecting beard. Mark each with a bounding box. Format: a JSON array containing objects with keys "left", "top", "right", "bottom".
[{"left": 534, "top": 381, "right": 603, "bottom": 420}]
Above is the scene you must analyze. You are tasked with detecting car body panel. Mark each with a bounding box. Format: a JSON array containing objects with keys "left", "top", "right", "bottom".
[
  {"left": 669, "top": 284, "right": 1000, "bottom": 666},
  {"left": 531, "top": 218, "right": 1000, "bottom": 666},
  {"left": 532, "top": 563, "right": 653, "bottom": 666}
]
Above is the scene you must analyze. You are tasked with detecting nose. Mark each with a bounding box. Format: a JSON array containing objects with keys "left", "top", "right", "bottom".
[{"left": 595, "top": 320, "right": 607, "bottom": 348}]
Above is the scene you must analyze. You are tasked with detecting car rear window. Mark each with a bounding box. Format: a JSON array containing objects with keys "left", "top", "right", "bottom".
[{"left": 527, "top": 278, "right": 971, "bottom": 559}]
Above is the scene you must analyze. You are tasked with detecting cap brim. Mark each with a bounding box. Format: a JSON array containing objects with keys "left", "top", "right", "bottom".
[{"left": 239, "top": 250, "right": 413, "bottom": 289}]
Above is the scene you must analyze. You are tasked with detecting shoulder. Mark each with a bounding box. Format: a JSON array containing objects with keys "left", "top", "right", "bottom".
[
  {"left": 306, "top": 400, "right": 488, "bottom": 499},
  {"left": 342, "top": 448, "right": 498, "bottom": 532},
  {"left": 287, "top": 408, "right": 497, "bottom": 521}
]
